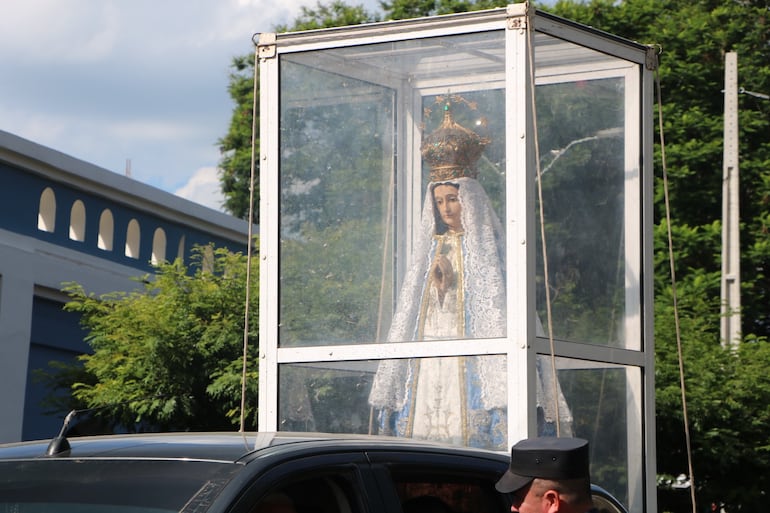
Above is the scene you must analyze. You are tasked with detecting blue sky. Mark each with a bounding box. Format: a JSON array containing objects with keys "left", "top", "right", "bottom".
[{"left": 1, "top": 0, "right": 356, "bottom": 212}]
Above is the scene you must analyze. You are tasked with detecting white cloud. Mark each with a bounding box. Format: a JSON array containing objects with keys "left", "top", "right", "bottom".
[
  {"left": 0, "top": 0, "right": 381, "bottom": 214},
  {"left": 174, "top": 166, "right": 226, "bottom": 212}
]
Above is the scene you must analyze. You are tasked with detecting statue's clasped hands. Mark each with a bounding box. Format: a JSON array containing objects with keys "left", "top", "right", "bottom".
[{"left": 432, "top": 255, "right": 455, "bottom": 307}]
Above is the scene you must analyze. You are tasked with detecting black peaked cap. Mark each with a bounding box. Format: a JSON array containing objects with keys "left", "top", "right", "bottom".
[{"left": 495, "top": 437, "right": 590, "bottom": 493}]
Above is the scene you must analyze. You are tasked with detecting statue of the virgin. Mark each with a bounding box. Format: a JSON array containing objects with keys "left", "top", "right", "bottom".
[{"left": 368, "top": 97, "right": 572, "bottom": 450}]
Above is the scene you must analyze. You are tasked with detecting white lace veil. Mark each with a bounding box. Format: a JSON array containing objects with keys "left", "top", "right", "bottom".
[{"left": 368, "top": 177, "right": 507, "bottom": 410}]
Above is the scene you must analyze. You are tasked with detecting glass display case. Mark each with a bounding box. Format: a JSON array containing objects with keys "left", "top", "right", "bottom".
[{"left": 258, "top": 4, "right": 655, "bottom": 511}]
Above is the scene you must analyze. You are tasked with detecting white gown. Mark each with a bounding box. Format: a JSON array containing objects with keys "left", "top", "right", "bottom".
[{"left": 410, "top": 230, "right": 473, "bottom": 444}]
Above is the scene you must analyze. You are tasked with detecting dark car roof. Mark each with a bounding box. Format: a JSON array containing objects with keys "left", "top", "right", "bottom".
[{"left": 0, "top": 431, "right": 512, "bottom": 463}]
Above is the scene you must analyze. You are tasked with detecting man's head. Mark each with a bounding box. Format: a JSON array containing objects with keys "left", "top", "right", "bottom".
[{"left": 496, "top": 437, "right": 593, "bottom": 513}]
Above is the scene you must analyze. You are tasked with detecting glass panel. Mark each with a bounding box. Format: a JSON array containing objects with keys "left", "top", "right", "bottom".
[
  {"left": 256, "top": 475, "right": 361, "bottom": 513},
  {"left": 392, "top": 89, "right": 507, "bottom": 344},
  {"left": 278, "top": 31, "right": 507, "bottom": 348},
  {"left": 278, "top": 356, "right": 508, "bottom": 451},
  {"left": 278, "top": 361, "right": 375, "bottom": 434},
  {"left": 278, "top": 57, "right": 395, "bottom": 348},
  {"left": 541, "top": 355, "right": 641, "bottom": 511},
  {"left": 280, "top": 353, "right": 573, "bottom": 454},
  {"left": 534, "top": 50, "right": 630, "bottom": 348}
]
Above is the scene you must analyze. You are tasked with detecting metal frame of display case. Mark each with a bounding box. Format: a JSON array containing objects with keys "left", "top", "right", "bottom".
[{"left": 257, "top": 5, "right": 655, "bottom": 512}]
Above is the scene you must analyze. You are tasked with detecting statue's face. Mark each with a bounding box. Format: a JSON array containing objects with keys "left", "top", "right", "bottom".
[{"left": 433, "top": 184, "right": 462, "bottom": 232}]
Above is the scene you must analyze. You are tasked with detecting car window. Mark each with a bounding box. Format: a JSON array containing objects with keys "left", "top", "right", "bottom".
[
  {"left": 248, "top": 473, "right": 362, "bottom": 513},
  {"left": 390, "top": 471, "right": 506, "bottom": 513},
  {"left": 253, "top": 491, "right": 300, "bottom": 513},
  {"left": 0, "top": 459, "right": 240, "bottom": 513}
]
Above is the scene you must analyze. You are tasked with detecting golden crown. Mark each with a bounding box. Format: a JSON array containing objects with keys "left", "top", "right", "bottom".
[{"left": 420, "top": 95, "right": 490, "bottom": 182}]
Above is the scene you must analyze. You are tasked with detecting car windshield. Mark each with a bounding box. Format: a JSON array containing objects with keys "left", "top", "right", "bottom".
[{"left": 0, "top": 459, "right": 241, "bottom": 513}]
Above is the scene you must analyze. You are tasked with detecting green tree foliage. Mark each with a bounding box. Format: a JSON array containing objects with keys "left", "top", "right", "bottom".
[
  {"left": 219, "top": 54, "right": 258, "bottom": 221},
  {"left": 550, "top": 0, "right": 770, "bottom": 330},
  {"left": 218, "top": 1, "right": 375, "bottom": 220},
  {"left": 654, "top": 260, "right": 770, "bottom": 511},
  {"left": 534, "top": 78, "right": 628, "bottom": 344},
  {"left": 380, "top": 0, "right": 507, "bottom": 20},
  {"left": 60, "top": 246, "right": 259, "bottom": 431},
  {"left": 544, "top": 1, "right": 770, "bottom": 510},
  {"left": 276, "top": 0, "right": 376, "bottom": 31}
]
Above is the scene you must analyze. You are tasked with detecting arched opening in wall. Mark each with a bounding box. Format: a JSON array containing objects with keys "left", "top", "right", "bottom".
[
  {"left": 177, "top": 235, "right": 186, "bottom": 263},
  {"left": 69, "top": 200, "right": 86, "bottom": 242},
  {"left": 98, "top": 209, "right": 114, "bottom": 251},
  {"left": 38, "top": 187, "right": 56, "bottom": 232},
  {"left": 125, "top": 219, "right": 141, "bottom": 259},
  {"left": 151, "top": 228, "right": 167, "bottom": 265}
]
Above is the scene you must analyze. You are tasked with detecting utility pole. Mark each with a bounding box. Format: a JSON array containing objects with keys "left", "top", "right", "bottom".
[{"left": 721, "top": 51, "right": 741, "bottom": 348}]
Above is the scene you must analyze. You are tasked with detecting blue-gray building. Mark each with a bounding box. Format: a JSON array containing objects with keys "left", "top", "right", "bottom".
[{"left": 0, "top": 130, "right": 250, "bottom": 442}]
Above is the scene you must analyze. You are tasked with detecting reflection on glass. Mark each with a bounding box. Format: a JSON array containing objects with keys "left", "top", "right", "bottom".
[
  {"left": 278, "top": 57, "right": 395, "bottom": 348},
  {"left": 545, "top": 355, "right": 638, "bottom": 509},
  {"left": 278, "top": 362, "right": 374, "bottom": 433},
  {"left": 280, "top": 356, "right": 512, "bottom": 451},
  {"left": 278, "top": 31, "right": 507, "bottom": 350},
  {"left": 535, "top": 75, "right": 628, "bottom": 347}
]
